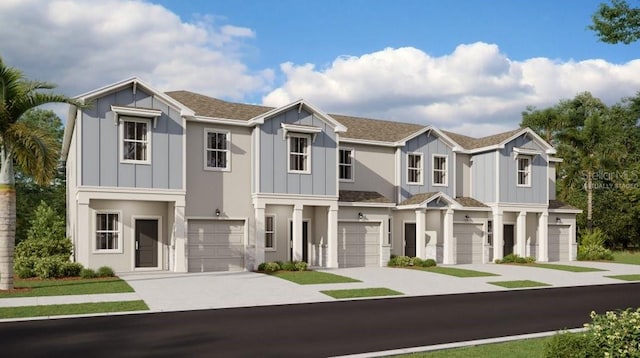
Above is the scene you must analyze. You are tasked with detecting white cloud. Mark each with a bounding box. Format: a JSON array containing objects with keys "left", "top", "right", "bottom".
[
  {"left": 263, "top": 43, "right": 640, "bottom": 136},
  {"left": 0, "top": 0, "right": 272, "bottom": 100}
]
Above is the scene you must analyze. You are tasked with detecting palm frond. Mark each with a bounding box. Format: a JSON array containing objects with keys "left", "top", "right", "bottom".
[{"left": 4, "top": 121, "right": 60, "bottom": 185}]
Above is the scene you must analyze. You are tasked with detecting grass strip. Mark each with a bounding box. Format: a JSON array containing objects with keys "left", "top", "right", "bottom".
[
  {"left": 268, "top": 271, "right": 360, "bottom": 285},
  {"left": 489, "top": 280, "right": 551, "bottom": 288},
  {"left": 414, "top": 266, "right": 499, "bottom": 277},
  {"left": 605, "top": 274, "right": 640, "bottom": 281},
  {"left": 523, "top": 263, "right": 605, "bottom": 272},
  {"left": 612, "top": 251, "right": 640, "bottom": 265},
  {"left": 0, "top": 300, "right": 148, "bottom": 319},
  {"left": 321, "top": 287, "right": 403, "bottom": 299},
  {"left": 391, "top": 337, "right": 551, "bottom": 357},
  {"left": 0, "top": 278, "right": 134, "bottom": 298}
]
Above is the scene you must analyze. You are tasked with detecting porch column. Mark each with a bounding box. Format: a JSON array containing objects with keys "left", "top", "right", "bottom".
[
  {"left": 326, "top": 206, "right": 338, "bottom": 268},
  {"left": 76, "top": 201, "right": 90, "bottom": 266},
  {"left": 492, "top": 209, "right": 504, "bottom": 260},
  {"left": 443, "top": 208, "right": 454, "bottom": 264},
  {"left": 415, "top": 209, "right": 426, "bottom": 259},
  {"left": 173, "top": 204, "right": 187, "bottom": 272},
  {"left": 538, "top": 212, "right": 549, "bottom": 262},
  {"left": 292, "top": 204, "right": 303, "bottom": 261},
  {"left": 254, "top": 204, "right": 266, "bottom": 268},
  {"left": 570, "top": 220, "right": 577, "bottom": 261},
  {"left": 516, "top": 211, "right": 527, "bottom": 257}
]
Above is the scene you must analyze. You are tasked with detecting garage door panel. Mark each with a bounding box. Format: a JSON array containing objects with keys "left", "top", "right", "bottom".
[
  {"left": 188, "top": 220, "right": 245, "bottom": 272},
  {"left": 548, "top": 225, "right": 570, "bottom": 261},
  {"left": 454, "top": 224, "right": 484, "bottom": 264},
  {"left": 338, "top": 222, "right": 380, "bottom": 268}
]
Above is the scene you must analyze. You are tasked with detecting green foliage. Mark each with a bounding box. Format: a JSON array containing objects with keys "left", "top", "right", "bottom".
[
  {"left": 293, "top": 261, "right": 308, "bottom": 271},
  {"left": 590, "top": 0, "right": 640, "bottom": 44},
  {"left": 281, "top": 261, "right": 297, "bottom": 271},
  {"left": 33, "top": 257, "right": 66, "bottom": 279},
  {"left": 387, "top": 256, "right": 437, "bottom": 267},
  {"left": 387, "top": 255, "right": 411, "bottom": 267},
  {"left": 257, "top": 262, "right": 267, "bottom": 271},
  {"left": 96, "top": 266, "right": 115, "bottom": 278},
  {"left": 544, "top": 331, "right": 598, "bottom": 357},
  {"left": 59, "top": 262, "right": 83, "bottom": 278},
  {"left": 420, "top": 259, "right": 437, "bottom": 267},
  {"left": 258, "top": 261, "right": 308, "bottom": 272},
  {"left": 578, "top": 229, "right": 614, "bottom": 261},
  {"left": 262, "top": 262, "right": 281, "bottom": 272},
  {"left": 80, "top": 268, "right": 97, "bottom": 279},
  {"left": 495, "top": 254, "right": 535, "bottom": 264},
  {"left": 587, "top": 308, "right": 640, "bottom": 356},
  {"left": 26, "top": 200, "right": 67, "bottom": 244}
]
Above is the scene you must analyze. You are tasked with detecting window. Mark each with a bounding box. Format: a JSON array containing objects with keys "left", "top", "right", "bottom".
[
  {"left": 387, "top": 218, "right": 392, "bottom": 246},
  {"left": 121, "top": 118, "right": 150, "bottom": 163},
  {"left": 407, "top": 153, "right": 423, "bottom": 184},
  {"left": 433, "top": 155, "right": 447, "bottom": 186},
  {"left": 487, "top": 220, "right": 493, "bottom": 245},
  {"left": 205, "top": 129, "right": 230, "bottom": 170},
  {"left": 95, "top": 212, "right": 120, "bottom": 251},
  {"left": 265, "top": 216, "right": 275, "bottom": 249},
  {"left": 339, "top": 148, "right": 354, "bottom": 181},
  {"left": 517, "top": 156, "right": 531, "bottom": 186},
  {"left": 288, "top": 134, "right": 310, "bottom": 173}
]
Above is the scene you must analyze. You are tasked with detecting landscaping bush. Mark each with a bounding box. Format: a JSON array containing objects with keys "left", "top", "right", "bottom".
[
  {"left": 97, "top": 266, "right": 115, "bottom": 277},
  {"left": 281, "top": 261, "right": 297, "bottom": 271},
  {"left": 60, "top": 262, "right": 84, "bottom": 277},
  {"left": 257, "top": 262, "right": 267, "bottom": 271},
  {"left": 544, "top": 331, "right": 598, "bottom": 357},
  {"left": 418, "top": 258, "right": 437, "bottom": 267},
  {"left": 293, "top": 261, "right": 308, "bottom": 271},
  {"left": 387, "top": 256, "right": 437, "bottom": 268},
  {"left": 33, "top": 256, "right": 67, "bottom": 279},
  {"left": 80, "top": 268, "right": 97, "bottom": 279},
  {"left": 258, "top": 261, "right": 308, "bottom": 272},
  {"left": 412, "top": 257, "right": 424, "bottom": 266},
  {"left": 13, "top": 256, "right": 37, "bottom": 278},
  {"left": 387, "top": 255, "right": 411, "bottom": 267},
  {"left": 578, "top": 229, "right": 614, "bottom": 261},
  {"left": 587, "top": 308, "right": 640, "bottom": 356},
  {"left": 495, "top": 254, "right": 535, "bottom": 264},
  {"left": 263, "top": 262, "right": 281, "bottom": 272}
]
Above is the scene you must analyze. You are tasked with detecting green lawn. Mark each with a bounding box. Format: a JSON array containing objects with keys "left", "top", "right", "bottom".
[
  {"left": 489, "top": 280, "right": 551, "bottom": 288},
  {"left": 414, "top": 266, "right": 499, "bottom": 277},
  {"left": 321, "top": 287, "right": 403, "bottom": 299},
  {"left": 0, "top": 300, "right": 149, "bottom": 319},
  {"left": 268, "top": 271, "right": 361, "bottom": 285},
  {"left": 393, "top": 337, "right": 550, "bottom": 357},
  {"left": 522, "top": 263, "right": 605, "bottom": 272},
  {"left": 612, "top": 251, "right": 640, "bottom": 265},
  {"left": 606, "top": 274, "right": 640, "bottom": 281},
  {"left": 0, "top": 277, "right": 134, "bottom": 298}
]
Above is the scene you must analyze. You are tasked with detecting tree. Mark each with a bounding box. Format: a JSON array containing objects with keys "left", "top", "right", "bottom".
[
  {"left": 0, "top": 58, "right": 79, "bottom": 290},
  {"left": 590, "top": 0, "right": 640, "bottom": 44}
]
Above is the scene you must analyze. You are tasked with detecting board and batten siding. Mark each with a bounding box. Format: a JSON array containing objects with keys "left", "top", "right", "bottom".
[
  {"left": 470, "top": 151, "right": 496, "bottom": 203},
  {"left": 259, "top": 108, "right": 337, "bottom": 196},
  {"left": 81, "top": 87, "right": 183, "bottom": 189},
  {"left": 499, "top": 135, "right": 547, "bottom": 204},
  {"left": 338, "top": 143, "right": 396, "bottom": 202},
  {"left": 400, "top": 133, "right": 454, "bottom": 201}
]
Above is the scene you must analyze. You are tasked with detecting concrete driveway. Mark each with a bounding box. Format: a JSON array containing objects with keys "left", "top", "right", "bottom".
[{"left": 120, "top": 261, "right": 640, "bottom": 312}]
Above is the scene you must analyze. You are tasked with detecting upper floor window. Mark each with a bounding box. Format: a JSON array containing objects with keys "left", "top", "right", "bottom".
[
  {"left": 265, "top": 215, "right": 275, "bottom": 250},
  {"left": 407, "top": 153, "right": 423, "bottom": 185},
  {"left": 339, "top": 148, "right": 354, "bottom": 181},
  {"left": 121, "top": 118, "right": 150, "bottom": 164},
  {"left": 433, "top": 155, "right": 447, "bottom": 186},
  {"left": 288, "top": 134, "right": 310, "bottom": 173},
  {"left": 95, "top": 212, "right": 121, "bottom": 252},
  {"left": 205, "top": 129, "right": 230, "bottom": 171},
  {"left": 517, "top": 156, "right": 531, "bottom": 187}
]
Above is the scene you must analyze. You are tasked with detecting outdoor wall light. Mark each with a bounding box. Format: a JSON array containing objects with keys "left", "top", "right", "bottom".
[
  {"left": 215, "top": 208, "right": 221, "bottom": 217},
  {"left": 556, "top": 217, "right": 561, "bottom": 224},
  {"left": 358, "top": 212, "right": 364, "bottom": 220},
  {"left": 464, "top": 215, "right": 470, "bottom": 221}
]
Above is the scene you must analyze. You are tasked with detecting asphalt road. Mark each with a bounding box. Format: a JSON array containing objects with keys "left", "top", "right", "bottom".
[{"left": 2, "top": 283, "right": 639, "bottom": 357}]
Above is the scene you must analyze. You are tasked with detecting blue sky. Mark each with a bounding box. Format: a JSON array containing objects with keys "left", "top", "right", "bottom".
[{"left": 0, "top": 0, "right": 638, "bottom": 135}]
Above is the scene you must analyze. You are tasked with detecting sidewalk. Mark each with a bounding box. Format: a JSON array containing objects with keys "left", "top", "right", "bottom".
[{"left": 0, "top": 292, "right": 140, "bottom": 308}]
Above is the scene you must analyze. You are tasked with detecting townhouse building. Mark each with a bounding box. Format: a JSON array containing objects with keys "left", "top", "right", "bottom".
[{"left": 61, "top": 77, "right": 580, "bottom": 272}]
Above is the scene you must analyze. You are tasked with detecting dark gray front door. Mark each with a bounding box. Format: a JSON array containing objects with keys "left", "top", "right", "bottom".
[
  {"left": 503, "top": 224, "right": 515, "bottom": 256},
  {"left": 404, "top": 223, "right": 416, "bottom": 257},
  {"left": 136, "top": 219, "right": 158, "bottom": 268},
  {"left": 290, "top": 221, "right": 309, "bottom": 262}
]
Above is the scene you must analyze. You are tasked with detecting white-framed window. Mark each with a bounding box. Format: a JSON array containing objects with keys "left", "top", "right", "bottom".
[
  {"left": 288, "top": 133, "right": 310, "bottom": 173},
  {"left": 339, "top": 148, "right": 354, "bottom": 181},
  {"left": 120, "top": 117, "right": 151, "bottom": 164},
  {"left": 432, "top": 155, "right": 448, "bottom": 186},
  {"left": 204, "top": 129, "right": 230, "bottom": 171},
  {"left": 407, "top": 153, "right": 423, "bottom": 185},
  {"left": 95, "top": 212, "right": 121, "bottom": 253},
  {"left": 265, "top": 215, "right": 275, "bottom": 250},
  {"left": 387, "top": 218, "right": 392, "bottom": 246},
  {"left": 487, "top": 220, "right": 493, "bottom": 245},
  {"left": 517, "top": 156, "right": 531, "bottom": 187}
]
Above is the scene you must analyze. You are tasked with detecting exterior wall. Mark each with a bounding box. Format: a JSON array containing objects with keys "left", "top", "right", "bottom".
[
  {"left": 456, "top": 154, "right": 471, "bottom": 197},
  {"left": 499, "top": 134, "right": 547, "bottom": 204},
  {"left": 87, "top": 199, "right": 168, "bottom": 272},
  {"left": 259, "top": 108, "right": 337, "bottom": 196},
  {"left": 526, "top": 213, "right": 538, "bottom": 258},
  {"left": 264, "top": 205, "right": 293, "bottom": 263},
  {"left": 426, "top": 210, "right": 444, "bottom": 262},
  {"left": 550, "top": 212, "right": 579, "bottom": 260},
  {"left": 401, "top": 133, "right": 454, "bottom": 201},
  {"left": 471, "top": 151, "right": 496, "bottom": 203},
  {"left": 81, "top": 87, "right": 183, "bottom": 189},
  {"left": 67, "top": 126, "right": 79, "bottom": 263},
  {"left": 549, "top": 162, "right": 556, "bottom": 200},
  {"left": 338, "top": 143, "right": 396, "bottom": 202},
  {"left": 391, "top": 210, "right": 415, "bottom": 257}
]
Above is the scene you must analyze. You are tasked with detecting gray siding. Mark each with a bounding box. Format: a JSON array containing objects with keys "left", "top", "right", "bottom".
[
  {"left": 471, "top": 151, "right": 496, "bottom": 203},
  {"left": 80, "top": 87, "right": 183, "bottom": 189},
  {"left": 499, "top": 134, "right": 547, "bottom": 204},
  {"left": 338, "top": 143, "right": 396, "bottom": 202},
  {"left": 259, "top": 108, "right": 337, "bottom": 196},
  {"left": 400, "top": 133, "right": 454, "bottom": 201}
]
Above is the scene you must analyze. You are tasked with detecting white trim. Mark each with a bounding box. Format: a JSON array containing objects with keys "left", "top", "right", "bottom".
[
  {"left": 93, "top": 210, "right": 123, "bottom": 254},
  {"left": 281, "top": 123, "right": 322, "bottom": 141},
  {"left": 548, "top": 156, "right": 563, "bottom": 163},
  {"left": 264, "top": 214, "right": 276, "bottom": 251},
  {"left": 131, "top": 215, "right": 163, "bottom": 271},
  {"left": 407, "top": 152, "right": 423, "bottom": 185},
  {"left": 338, "top": 147, "right": 355, "bottom": 182},
  {"left": 395, "top": 148, "right": 401, "bottom": 202},
  {"left": 340, "top": 137, "right": 400, "bottom": 147},
  {"left": 516, "top": 156, "right": 532, "bottom": 187},
  {"left": 513, "top": 147, "right": 542, "bottom": 157},
  {"left": 432, "top": 154, "right": 448, "bottom": 187},
  {"left": 548, "top": 208, "right": 583, "bottom": 214},
  {"left": 453, "top": 152, "right": 457, "bottom": 197},
  {"left": 203, "top": 128, "right": 231, "bottom": 172},
  {"left": 119, "top": 117, "right": 152, "bottom": 165},
  {"left": 287, "top": 133, "right": 311, "bottom": 174},
  {"left": 111, "top": 105, "right": 162, "bottom": 127},
  {"left": 395, "top": 192, "right": 462, "bottom": 210},
  {"left": 338, "top": 201, "right": 396, "bottom": 208},
  {"left": 495, "top": 150, "right": 500, "bottom": 202},
  {"left": 249, "top": 99, "right": 346, "bottom": 132},
  {"left": 189, "top": 116, "right": 254, "bottom": 127}
]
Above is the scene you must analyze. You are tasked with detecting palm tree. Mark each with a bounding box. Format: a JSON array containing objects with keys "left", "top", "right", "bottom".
[{"left": 0, "top": 58, "right": 79, "bottom": 290}]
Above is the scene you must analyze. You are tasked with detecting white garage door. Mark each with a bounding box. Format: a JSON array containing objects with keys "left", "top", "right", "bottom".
[
  {"left": 548, "top": 225, "right": 570, "bottom": 261},
  {"left": 338, "top": 222, "right": 380, "bottom": 268},
  {"left": 187, "top": 220, "right": 245, "bottom": 272},
  {"left": 454, "top": 223, "right": 484, "bottom": 264}
]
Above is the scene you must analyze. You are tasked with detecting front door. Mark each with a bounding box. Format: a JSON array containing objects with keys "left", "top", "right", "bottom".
[
  {"left": 136, "top": 219, "right": 158, "bottom": 268},
  {"left": 289, "top": 221, "right": 309, "bottom": 262},
  {"left": 404, "top": 223, "right": 416, "bottom": 257},
  {"left": 503, "top": 224, "right": 515, "bottom": 256}
]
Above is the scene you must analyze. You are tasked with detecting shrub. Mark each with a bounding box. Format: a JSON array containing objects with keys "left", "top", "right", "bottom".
[
  {"left": 97, "top": 266, "right": 115, "bottom": 277},
  {"left": 13, "top": 256, "right": 37, "bottom": 279},
  {"left": 293, "top": 261, "right": 308, "bottom": 271},
  {"left": 578, "top": 229, "right": 614, "bottom": 261},
  {"left": 412, "top": 257, "right": 424, "bottom": 266},
  {"left": 387, "top": 255, "right": 411, "bottom": 267},
  {"left": 60, "top": 262, "right": 84, "bottom": 277},
  {"left": 263, "top": 262, "right": 281, "bottom": 272},
  {"left": 586, "top": 308, "right": 640, "bottom": 357},
  {"left": 257, "top": 262, "right": 267, "bottom": 271},
  {"left": 495, "top": 254, "right": 535, "bottom": 264},
  {"left": 80, "top": 268, "right": 97, "bottom": 279},
  {"left": 33, "top": 256, "right": 66, "bottom": 279},
  {"left": 281, "top": 261, "right": 297, "bottom": 271},
  {"left": 544, "top": 331, "right": 599, "bottom": 357},
  {"left": 419, "top": 259, "right": 437, "bottom": 267}
]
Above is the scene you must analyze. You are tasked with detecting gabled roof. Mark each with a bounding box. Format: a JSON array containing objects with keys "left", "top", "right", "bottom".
[
  {"left": 442, "top": 128, "right": 522, "bottom": 150},
  {"left": 455, "top": 197, "right": 489, "bottom": 208},
  {"left": 330, "top": 114, "right": 425, "bottom": 143},
  {"left": 339, "top": 190, "right": 393, "bottom": 203},
  {"left": 166, "top": 90, "right": 272, "bottom": 120},
  {"left": 549, "top": 200, "right": 579, "bottom": 210},
  {"left": 397, "top": 191, "right": 461, "bottom": 209}
]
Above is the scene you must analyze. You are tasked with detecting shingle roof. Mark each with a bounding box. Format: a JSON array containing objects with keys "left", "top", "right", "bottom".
[
  {"left": 398, "top": 192, "right": 439, "bottom": 206},
  {"left": 455, "top": 197, "right": 488, "bottom": 208},
  {"left": 330, "top": 114, "right": 425, "bottom": 143},
  {"left": 549, "top": 200, "right": 579, "bottom": 210},
  {"left": 165, "top": 90, "right": 273, "bottom": 120},
  {"left": 338, "top": 190, "right": 393, "bottom": 203},
  {"left": 442, "top": 128, "right": 523, "bottom": 150}
]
